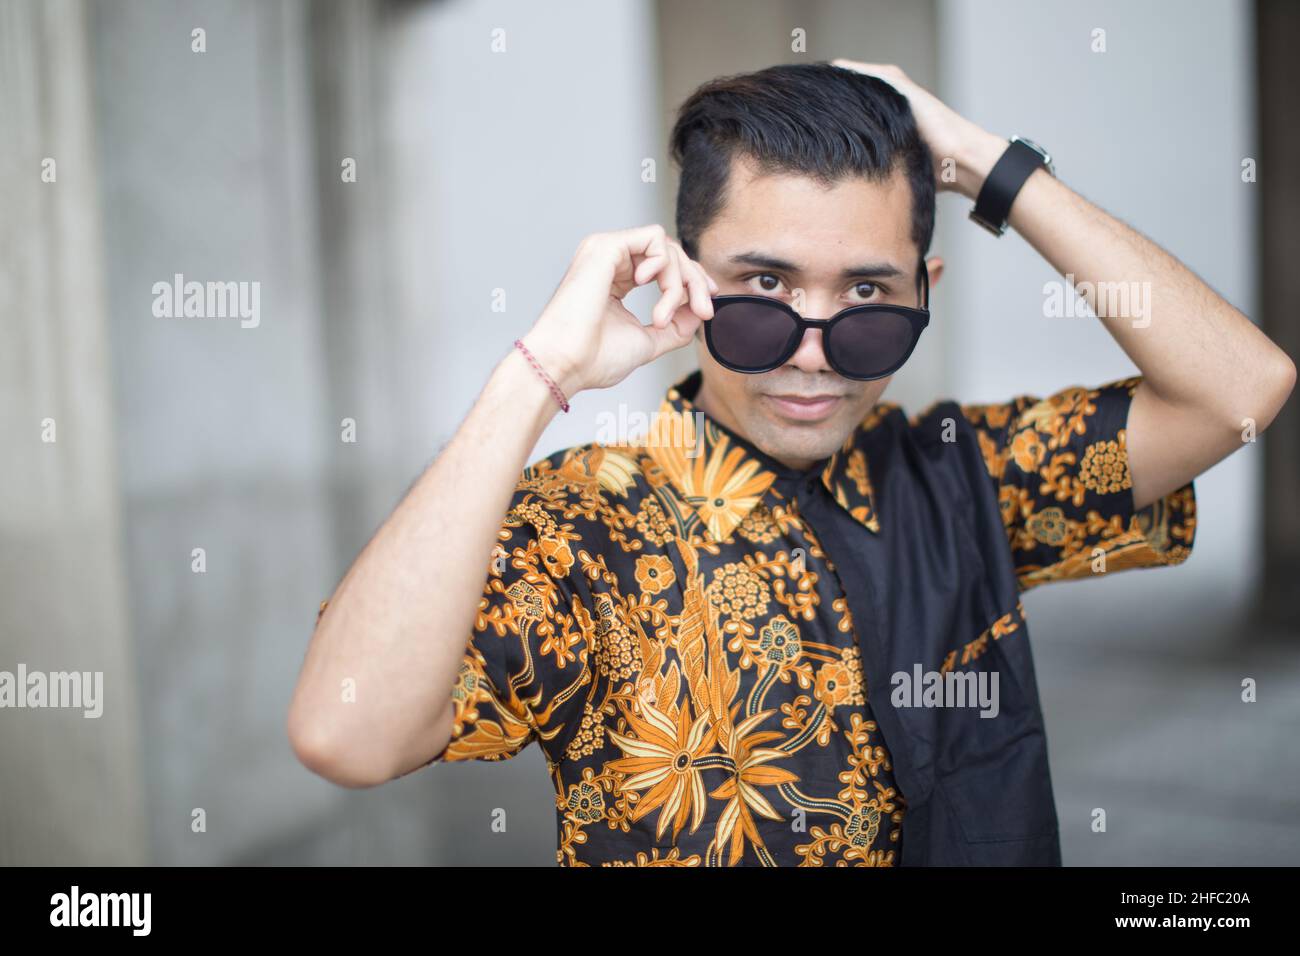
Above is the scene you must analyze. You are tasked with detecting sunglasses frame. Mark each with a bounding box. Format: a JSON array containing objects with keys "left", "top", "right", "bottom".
[{"left": 704, "top": 258, "right": 931, "bottom": 381}]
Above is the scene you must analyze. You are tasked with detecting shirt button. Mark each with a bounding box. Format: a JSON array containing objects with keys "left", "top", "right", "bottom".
[{"left": 805, "top": 478, "right": 818, "bottom": 495}]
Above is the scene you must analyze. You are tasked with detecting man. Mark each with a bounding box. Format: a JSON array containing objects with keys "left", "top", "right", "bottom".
[{"left": 288, "top": 61, "right": 1295, "bottom": 866}]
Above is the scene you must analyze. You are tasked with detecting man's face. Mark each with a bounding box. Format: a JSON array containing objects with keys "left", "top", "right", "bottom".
[{"left": 692, "top": 155, "right": 940, "bottom": 471}]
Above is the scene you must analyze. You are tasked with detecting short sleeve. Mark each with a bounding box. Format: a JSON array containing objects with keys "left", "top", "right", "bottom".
[
  {"left": 427, "top": 473, "right": 589, "bottom": 764},
  {"left": 961, "top": 375, "right": 1197, "bottom": 592}
]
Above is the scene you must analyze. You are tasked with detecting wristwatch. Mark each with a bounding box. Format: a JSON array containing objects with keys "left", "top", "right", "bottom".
[{"left": 968, "top": 136, "right": 1055, "bottom": 237}]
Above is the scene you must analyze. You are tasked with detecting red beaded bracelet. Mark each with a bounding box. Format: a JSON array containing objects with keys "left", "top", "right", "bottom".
[{"left": 514, "top": 339, "right": 570, "bottom": 413}]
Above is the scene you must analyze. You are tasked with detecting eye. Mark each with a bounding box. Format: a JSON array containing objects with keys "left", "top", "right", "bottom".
[
  {"left": 850, "top": 281, "right": 880, "bottom": 301},
  {"left": 746, "top": 273, "right": 787, "bottom": 295}
]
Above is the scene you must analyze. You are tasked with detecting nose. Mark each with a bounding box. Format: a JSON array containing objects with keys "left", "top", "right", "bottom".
[{"left": 786, "top": 324, "right": 832, "bottom": 374}]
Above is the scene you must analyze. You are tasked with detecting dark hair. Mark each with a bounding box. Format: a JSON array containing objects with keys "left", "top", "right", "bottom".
[{"left": 669, "top": 62, "right": 935, "bottom": 261}]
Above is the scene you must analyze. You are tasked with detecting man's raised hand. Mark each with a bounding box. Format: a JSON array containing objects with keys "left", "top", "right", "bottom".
[{"left": 520, "top": 224, "right": 717, "bottom": 396}]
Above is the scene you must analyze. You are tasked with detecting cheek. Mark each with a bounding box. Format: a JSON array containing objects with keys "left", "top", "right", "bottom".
[
  {"left": 840, "top": 385, "right": 884, "bottom": 423},
  {"left": 861, "top": 380, "right": 890, "bottom": 407},
  {"left": 697, "top": 352, "right": 761, "bottom": 412}
]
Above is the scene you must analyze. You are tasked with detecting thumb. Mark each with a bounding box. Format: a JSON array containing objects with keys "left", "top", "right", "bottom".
[{"left": 646, "top": 313, "right": 699, "bottom": 361}]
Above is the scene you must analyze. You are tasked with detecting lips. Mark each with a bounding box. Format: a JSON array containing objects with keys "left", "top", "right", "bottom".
[{"left": 764, "top": 393, "right": 843, "bottom": 421}]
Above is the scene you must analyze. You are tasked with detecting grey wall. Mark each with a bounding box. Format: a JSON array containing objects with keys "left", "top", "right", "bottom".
[
  {"left": 83, "top": 0, "right": 665, "bottom": 865},
  {"left": 91, "top": 0, "right": 341, "bottom": 864},
  {"left": 0, "top": 0, "right": 147, "bottom": 866}
]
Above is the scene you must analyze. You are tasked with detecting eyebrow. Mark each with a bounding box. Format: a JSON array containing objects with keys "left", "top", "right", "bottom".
[{"left": 727, "top": 251, "right": 904, "bottom": 281}]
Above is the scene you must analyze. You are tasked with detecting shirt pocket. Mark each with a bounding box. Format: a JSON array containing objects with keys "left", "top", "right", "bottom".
[
  {"left": 938, "top": 737, "right": 1060, "bottom": 849},
  {"left": 930, "top": 522, "right": 1058, "bottom": 850},
  {"left": 946, "top": 499, "right": 1046, "bottom": 714}
]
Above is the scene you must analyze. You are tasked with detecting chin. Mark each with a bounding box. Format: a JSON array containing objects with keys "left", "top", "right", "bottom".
[{"left": 751, "top": 416, "right": 849, "bottom": 467}]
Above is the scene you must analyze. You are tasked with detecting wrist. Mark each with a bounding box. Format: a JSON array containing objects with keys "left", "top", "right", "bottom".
[
  {"left": 516, "top": 332, "right": 583, "bottom": 406},
  {"left": 953, "top": 129, "right": 1008, "bottom": 201},
  {"left": 497, "top": 347, "right": 568, "bottom": 430},
  {"left": 486, "top": 348, "right": 566, "bottom": 439}
]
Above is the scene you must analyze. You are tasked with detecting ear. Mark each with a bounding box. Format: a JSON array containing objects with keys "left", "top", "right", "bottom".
[{"left": 923, "top": 255, "right": 945, "bottom": 289}]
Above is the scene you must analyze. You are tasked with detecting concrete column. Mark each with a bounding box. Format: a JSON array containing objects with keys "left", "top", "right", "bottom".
[{"left": 0, "top": 0, "right": 147, "bottom": 865}]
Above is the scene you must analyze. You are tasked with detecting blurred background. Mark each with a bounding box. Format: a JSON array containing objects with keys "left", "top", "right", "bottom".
[{"left": 2, "top": 0, "right": 1297, "bottom": 865}]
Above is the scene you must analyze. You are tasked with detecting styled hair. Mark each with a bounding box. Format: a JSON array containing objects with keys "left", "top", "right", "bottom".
[{"left": 669, "top": 62, "right": 935, "bottom": 260}]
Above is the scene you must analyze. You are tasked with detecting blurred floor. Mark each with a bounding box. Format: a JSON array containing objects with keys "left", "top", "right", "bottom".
[{"left": 1043, "top": 621, "right": 1300, "bottom": 866}]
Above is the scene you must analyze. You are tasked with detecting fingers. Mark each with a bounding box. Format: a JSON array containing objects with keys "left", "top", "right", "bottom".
[
  {"left": 629, "top": 225, "right": 669, "bottom": 287},
  {"left": 618, "top": 225, "right": 716, "bottom": 328},
  {"left": 831, "top": 59, "right": 910, "bottom": 93},
  {"left": 831, "top": 59, "right": 904, "bottom": 79},
  {"left": 633, "top": 254, "right": 664, "bottom": 287},
  {"left": 651, "top": 242, "right": 685, "bottom": 327},
  {"left": 676, "top": 245, "right": 715, "bottom": 322},
  {"left": 646, "top": 310, "right": 699, "bottom": 362},
  {"left": 617, "top": 225, "right": 679, "bottom": 326},
  {"left": 692, "top": 248, "right": 720, "bottom": 294},
  {"left": 646, "top": 248, "right": 713, "bottom": 349},
  {"left": 618, "top": 223, "right": 672, "bottom": 290},
  {"left": 598, "top": 223, "right": 722, "bottom": 361}
]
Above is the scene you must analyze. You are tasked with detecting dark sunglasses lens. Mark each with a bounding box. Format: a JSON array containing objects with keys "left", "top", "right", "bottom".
[
  {"left": 710, "top": 301, "right": 798, "bottom": 370},
  {"left": 826, "top": 311, "right": 916, "bottom": 379}
]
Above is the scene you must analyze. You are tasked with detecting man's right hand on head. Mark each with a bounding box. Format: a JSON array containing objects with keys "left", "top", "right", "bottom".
[{"left": 520, "top": 224, "right": 718, "bottom": 398}]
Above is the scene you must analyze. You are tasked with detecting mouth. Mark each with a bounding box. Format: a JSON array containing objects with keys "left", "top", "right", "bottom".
[{"left": 763, "top": 393, "right": 844, "bottom": 422}]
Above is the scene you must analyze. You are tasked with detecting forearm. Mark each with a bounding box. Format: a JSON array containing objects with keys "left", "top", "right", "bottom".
[
  {"left": 830, "top": 60, "right": 1294, "bottom": 508},
  {"left": 288, "top": 347, "right": 565, "bottom": 786},
  {"left": 958, "top": 131, "right": 1295, "bottom": 427}
]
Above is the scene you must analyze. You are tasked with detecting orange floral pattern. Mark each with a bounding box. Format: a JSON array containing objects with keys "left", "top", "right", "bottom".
[{"left": 960, "top": 376, "right": 1195, "bottom": 589}]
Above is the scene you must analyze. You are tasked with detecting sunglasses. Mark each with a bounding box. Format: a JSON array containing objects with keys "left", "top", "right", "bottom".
[{"left": 704, "top": 259, "right": 930, "bottom": 381}]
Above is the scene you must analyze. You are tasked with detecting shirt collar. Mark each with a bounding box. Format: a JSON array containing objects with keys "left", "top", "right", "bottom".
[{"left": 637, "top": 370, "right": 885, "bottom": 542}]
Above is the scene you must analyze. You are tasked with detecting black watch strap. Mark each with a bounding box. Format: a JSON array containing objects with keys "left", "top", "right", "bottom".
[{"left": 969, "top": 138, "right": 1050, "bottom": 236}]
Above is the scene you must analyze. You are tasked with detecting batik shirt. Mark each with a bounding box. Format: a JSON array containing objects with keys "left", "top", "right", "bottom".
[{"left": 394, "top": 370, "right": 1195, "bottom": 866}]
